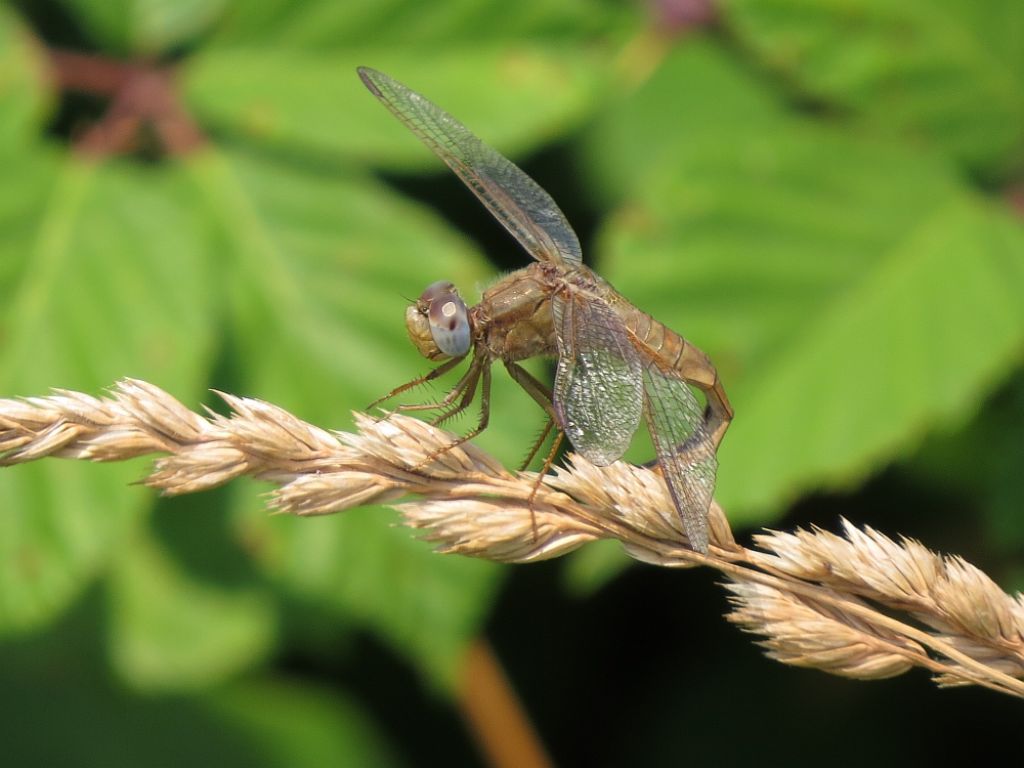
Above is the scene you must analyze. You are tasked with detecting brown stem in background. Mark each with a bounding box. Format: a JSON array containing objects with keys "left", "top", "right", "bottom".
[
  {"left": 47, "top": 49, "right": 136, "bottom": 95},
  {"left": 1008, "top": 184, "right": 1024, "bottom": 219},
  {"left": 457, "top": 639, "right": 553, "bottom": 768},
  {"left": 46, "top": 48, "right": 204, "bottom": 156}
]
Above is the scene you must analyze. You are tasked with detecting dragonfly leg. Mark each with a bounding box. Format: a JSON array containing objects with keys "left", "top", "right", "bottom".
[
  {"left": 503, "top": 361, "right": 558, "bottom": 421},
  {"left": 519, "top": 418, "right": 555, "bottom": 471},
  {"left": 451, "top": 363, "right": 492, "bottom": 444},
  {"left": 505, "top": 362, "right": 561, "bottom": 470},
  {"left": 414, "top": 364, "right": 493, "bottom": 468},
  {"left": 505, "top": 362, "right": 567, "bottom": 539},
  {"left": 395, "top": 358, "right": 480, "bottom": 415},
  {"left": 525, "top": 428, "right": 564, "bottom": 540},
  {"left": 366, "top": 355, "right": 465, "bottom": 412},
  {"left": 428, "top": 362, "right": 483, "bottom": 425}
]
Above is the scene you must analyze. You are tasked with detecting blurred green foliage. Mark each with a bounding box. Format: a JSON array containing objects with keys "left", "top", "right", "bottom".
[{"left": 1, "top": 0, "right": 1023, "bottom": 765}]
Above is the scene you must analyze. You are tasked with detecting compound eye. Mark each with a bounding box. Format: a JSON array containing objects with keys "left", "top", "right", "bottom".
[{"left": 421, "top": 281, "right": 470, "bottom": 358}]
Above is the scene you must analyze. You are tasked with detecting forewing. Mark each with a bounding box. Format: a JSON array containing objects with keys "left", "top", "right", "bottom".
[
  {"left": 642, "top": 365, "right": 717, "bottom": 553},
  {"left": 552, "top": 294, "right": 643, "bottom": 465},
  {"left": 358, "top": 67, "right": 582, "bottom": 266}
]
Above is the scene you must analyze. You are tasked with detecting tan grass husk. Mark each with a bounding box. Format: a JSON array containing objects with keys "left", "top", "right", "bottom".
[{"left": 2, "top": 379, "right": 1023, "bottom": 697}]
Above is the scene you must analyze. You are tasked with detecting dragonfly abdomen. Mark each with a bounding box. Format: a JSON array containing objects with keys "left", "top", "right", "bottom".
[
  {"left": 623, "top": 309, "right": 709, "bottom": 384},
  {"left": 622, "top": 306, "right": 733, "bottom": 448}
]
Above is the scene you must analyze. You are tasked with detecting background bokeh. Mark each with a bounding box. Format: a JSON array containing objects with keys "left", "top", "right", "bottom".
[{"left": 1, "top": 0, "right": 1023, "bottom": 765}]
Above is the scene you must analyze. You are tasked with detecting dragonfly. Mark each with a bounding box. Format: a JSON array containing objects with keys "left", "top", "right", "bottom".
[{"left": 358, "top": 67, "right": 732, "bottom": 553}]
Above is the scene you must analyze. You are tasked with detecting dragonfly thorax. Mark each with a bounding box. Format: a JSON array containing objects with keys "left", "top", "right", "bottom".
[{"left": 406, "top": 280, "right": 472, "bottom": 361}]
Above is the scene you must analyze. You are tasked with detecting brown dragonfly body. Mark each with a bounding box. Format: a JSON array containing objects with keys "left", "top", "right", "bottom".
[
  {"left": 360, "top": 67, "right": 732, "bottom": 552},
  {"left": 471, "top": 260, "right": 731, "bottom": 448}
]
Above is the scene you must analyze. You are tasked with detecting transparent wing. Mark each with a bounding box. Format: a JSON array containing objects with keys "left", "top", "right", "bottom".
[
  {"left": 642, "top": 365, "right": 717, "bottom": 553},
  {"left": 552, "top": 293, "right": 643, "bottom": 465},
  {"left": 358, "top": 67, "right": 582, "bottom": 266}
]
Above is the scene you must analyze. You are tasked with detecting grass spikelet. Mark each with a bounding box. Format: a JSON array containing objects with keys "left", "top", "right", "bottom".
[{"left": 2, "top": 379, "right": 1023, "bottom": 697}]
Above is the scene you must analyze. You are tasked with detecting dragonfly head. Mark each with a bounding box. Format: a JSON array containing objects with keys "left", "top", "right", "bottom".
[{"left": 406, "top": 281, "right": 471, "bottom": 360}]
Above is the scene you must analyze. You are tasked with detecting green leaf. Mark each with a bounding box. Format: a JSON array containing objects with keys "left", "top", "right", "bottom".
[
  {"left": 0, "top": 5, "right": 50, "bottom": 148},
  {"left": 0, "top": 160, "right": 218, "bottom": 631},
  {"left": 588, "top": 44, "right": 1024, "bottom": 520},
  {"left": 185, "top": 44, "right": 607, "bottom": 167},
  {"left": 189, "top": 148, "right": 516, "bottom": 685},
  {"left": 0, "top": 642, "right": 401, "bottom": 767},
  {"left": 107, "top": 525, "right": 277, "bottom": 690},
  {"left": 721, "top": 0, "right": 1024, "bottom": 177},
  {"left": 717, "top": 199, "right": 1024, "bottom": 517},
  {"left": 208, "top": 0, "right": 626, "bottom": 49},
  {"left": 0, "top": 148, "right": 60, "bottom": 307},
  {"left": 59, "top": 0, "right": 228, "bottom": 54},
  {"left": 203, "top": 678, "right": 405, "bottom": 768},
  {"left": 581, "top": 42, "right": 784, "bottom": 207}
]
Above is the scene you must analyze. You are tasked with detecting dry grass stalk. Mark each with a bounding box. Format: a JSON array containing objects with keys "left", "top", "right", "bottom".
[{"left": 2, "top": 379, "right": 1023, "bottom": 697}]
